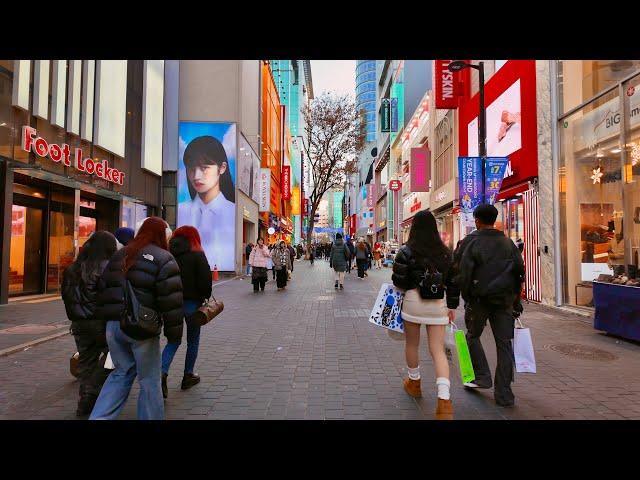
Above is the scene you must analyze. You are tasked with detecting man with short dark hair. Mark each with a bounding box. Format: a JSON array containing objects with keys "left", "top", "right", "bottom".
[{"left": 453, "top": 204, "right": 525, "bottom": 407}]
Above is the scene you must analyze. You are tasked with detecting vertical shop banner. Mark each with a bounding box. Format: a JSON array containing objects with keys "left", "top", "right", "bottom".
[
  {"left": 259, "top": 168, "right": 271, "bottom": 212},
  {"left": 366, "top": 184, "right": 375, "bottom": 208},
  {"left": 381, "top": 99, "right": 390, "bottom": 133},
  {"left": 291, "top": 186, "right": 300, "bottom": 215},
  {"left": 177, "top": 122, "right": 237, "bottom": 271},
  {"left": 410, "top": 147, "right": 431, "bottom": 192},
  {"left": 458, "top": 156, "right": 483, "bottom": 219},
  {"left": 390, "top": 98, "right": 398, "bottom": 132},
  {"left": 435, "top": 60, "right": 460, "bottom": 109},
  {"left": 484, "top": 157, "right": 509, "bottom": 205},
  {"left": 350, "top": 214, "right": 357, "bottom": 236},
  {"left": 333, "top": 191, "right": 344, "bottom": 228},
  {"left": 282, "top": 165, "right": 291, "bottom": 200},
  {"left": 302, "top": 198, "right": 308, "bottom": 216}
]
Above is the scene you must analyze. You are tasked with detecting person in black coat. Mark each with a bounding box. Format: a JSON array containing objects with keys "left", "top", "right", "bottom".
[
  {"left": 161, "top": 226, "right": 212, "bottom": 398},
  {"left": 90, "top": 217, "right": 183, "bottom": 420},
  {"left": 452, "top": 204, "right": 525, "bottom": 407},
  {"left": 61, "top": 231, "right": 117, "bottom": 416}
]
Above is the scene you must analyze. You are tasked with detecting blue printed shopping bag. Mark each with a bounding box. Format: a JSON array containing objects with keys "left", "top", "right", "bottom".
[{"left": 369, "top": 283, "right": 405, "bottom": 333}]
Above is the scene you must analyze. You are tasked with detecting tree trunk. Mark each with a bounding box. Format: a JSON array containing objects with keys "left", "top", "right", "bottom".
[{"left": 305, "top": 201, "right": 320, "bottom": 249}]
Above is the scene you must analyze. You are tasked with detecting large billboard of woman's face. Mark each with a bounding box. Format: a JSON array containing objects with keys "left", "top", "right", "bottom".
[{"left": 177, "top": 122, "right": 236, "bottom": 271}]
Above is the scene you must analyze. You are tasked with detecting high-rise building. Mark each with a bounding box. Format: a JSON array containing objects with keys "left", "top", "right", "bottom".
[{"left": 356, "top": 60, "right": 377, "bottom": 143}]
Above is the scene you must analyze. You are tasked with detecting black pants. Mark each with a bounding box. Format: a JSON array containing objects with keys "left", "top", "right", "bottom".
[
  {"left": 309, "top": 254, "right": 314, "bottom": 265},
  {"left": 347, "top": 257, "right": 353, "bottom": 272},
  {"left": 464, "top": 299, "right": 516, "bottom": 404},
  {"left": 276, "top": 268, "right": 288, "bottom": 288},
  {"left": 252, "top": 278, "right": 266, "bottom": 291},
  {"left": 356, "top": 259, "right": 367, "bottom": 278},
  {"left": 290, "top": 257, "right": 294, "bottom": 272},
  {"left": 272, "top": 266, "right": 276, "bottom": 279},
  {"left": 73, "top": 333, "right": 110, "bottom": 401}
]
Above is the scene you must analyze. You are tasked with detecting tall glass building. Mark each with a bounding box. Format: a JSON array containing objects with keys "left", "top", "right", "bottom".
[{"left": 356, "top": 60, "right": 377, "bottom": 142}]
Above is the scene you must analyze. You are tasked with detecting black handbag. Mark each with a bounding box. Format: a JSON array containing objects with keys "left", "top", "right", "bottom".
[
  {"left": 120, "top": 279, "right": 162, "bottom": 340},
  {"left": 418, "top": 261, "right": 445, "bottom": 300}
]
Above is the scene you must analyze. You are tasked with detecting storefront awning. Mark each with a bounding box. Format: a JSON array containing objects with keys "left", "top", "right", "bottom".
[{"left": 497, "top": 182, "right": 531, "bottom": 201}]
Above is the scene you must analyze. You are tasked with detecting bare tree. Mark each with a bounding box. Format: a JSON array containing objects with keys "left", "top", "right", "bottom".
[{"left": 301, "top": 93, "right": 366, "bottom": 247}]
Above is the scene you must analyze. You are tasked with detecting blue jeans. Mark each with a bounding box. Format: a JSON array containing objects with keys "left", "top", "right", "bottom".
[
  {"left": 161, "top": 300, "right": 201, "bottom": 375},
  {"left": 89, "top": 321, "right": 163, "bottom": 420},
  {"left": 246, "top": 263, "right": 251, "bottom": 275}
]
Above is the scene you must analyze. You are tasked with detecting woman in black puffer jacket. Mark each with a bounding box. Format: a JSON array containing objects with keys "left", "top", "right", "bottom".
[
  {"left": 391, "top": 210, "right": 460, "bottom": 420},
  {"left": 90, "top": 217, "right": 183, "bottom": 421},
  {"left": 62, "top": 231, "right": 117, "bottom": 417},
  {"left": 161, "top": 226, "right": 212, "bottom": 398}
]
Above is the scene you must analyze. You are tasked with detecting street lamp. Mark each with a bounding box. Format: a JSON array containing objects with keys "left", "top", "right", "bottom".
[{"left": 448, "top": 60, "right": 487, "bottom": 203}]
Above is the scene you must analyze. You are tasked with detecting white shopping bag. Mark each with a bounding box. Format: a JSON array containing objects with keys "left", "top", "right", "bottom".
[
  {"left": 513, "top": 318, "right": 536, "bottom": 373},
  {"left": 103, "top": 352, "right": 115, "bottom": 370},
  {"left": 444, "top": 324, "right": 456, "bottom": 363},
  {"left": 369, "top": 283, "right": 404, "bottom": 333}
]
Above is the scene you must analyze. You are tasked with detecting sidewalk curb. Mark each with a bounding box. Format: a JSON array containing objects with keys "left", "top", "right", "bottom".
[
  {"left": 0, "top": 276, "right": 242, "bottom": 358},
  {"left": 0, "top": 328, "right": 71, "bottom": 358}
]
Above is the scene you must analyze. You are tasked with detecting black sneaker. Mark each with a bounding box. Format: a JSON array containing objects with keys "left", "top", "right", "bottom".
[
  {"left": 334, "top": 281, "right": 339, "bottom": 289},
  {"left": 162, "top": 373, "right": 168, "bottom": 399},
  {"left": 181, "top": 373, "right": 201, "bottom": 390},
  {"left": 496, "top": 398, "right": 515, "bottom": 407},
  {"left": 76, "top": 396, "right": 97, "bottom": 417},
  {"left": 339, "top": 284, "right": 344, "bottom": 290}
]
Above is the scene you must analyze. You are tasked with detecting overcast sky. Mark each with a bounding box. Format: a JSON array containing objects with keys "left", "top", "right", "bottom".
[{"left": 310, "top": 60, "right": 356, "bottom": 98}]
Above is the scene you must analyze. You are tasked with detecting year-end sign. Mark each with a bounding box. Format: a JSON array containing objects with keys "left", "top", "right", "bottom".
[{"left": 484, "top": 157, "right": 509, "bottom": 205}]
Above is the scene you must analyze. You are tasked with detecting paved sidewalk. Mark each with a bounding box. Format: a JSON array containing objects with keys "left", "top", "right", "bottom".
[{"left": 1, "top": 259, "right": 639, "bottom": 420}]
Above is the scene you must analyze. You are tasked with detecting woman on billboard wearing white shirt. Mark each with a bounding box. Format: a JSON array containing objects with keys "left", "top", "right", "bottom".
[{"left": 177, "top": 136, "right": 235, "bottom": 271}]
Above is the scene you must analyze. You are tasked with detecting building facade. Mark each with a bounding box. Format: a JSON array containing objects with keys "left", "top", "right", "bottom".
[
  {"left": 1, "top": 60, "right": 165, "bottom": 304},
  {"left": 356, "top": 60, "right": 377, "bottom": 143}
]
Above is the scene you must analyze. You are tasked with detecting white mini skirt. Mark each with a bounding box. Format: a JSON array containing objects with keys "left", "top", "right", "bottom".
[{"left": 401, "top": 289, "right": 448, "bottom": 325}]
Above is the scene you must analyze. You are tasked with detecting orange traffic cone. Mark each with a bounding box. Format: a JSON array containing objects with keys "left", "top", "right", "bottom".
[{"left": 212, "top": 264, "right": 219, "bottom": 282}]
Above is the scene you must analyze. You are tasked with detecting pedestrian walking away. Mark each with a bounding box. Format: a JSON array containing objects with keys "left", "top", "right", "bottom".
[
  {"left": 309, "top": 243, "right": 315, "bottom": 265},
  {"left": 268, "top": 244, "right": 276, "bottom": 280},
  {"left": 161, "top": 226, "right": 212, "bottom": 399},
  {"left": 355, "top": 238, "right": 368, "bottom": 279},
  {"left": 287, "top": 242, "right": 296, "bottom": 273},
  {"left": 373, "top": 242, "right": 383, "bottom": 269},
  {"left": 392, "top": 210, "right": 460, "bottom": 419},
  {"left": 245, "top": 242, "right": 253, "bottom": 276},
  {"left": 453, "top": 203, "right": 525, "bottom": 407},
  {"left": 330, "top": 233, "right": 350, "bottom": 290},
  {"left": 345, "top": 237, "right": 356, "bottom": 273},
  {"left": 89, "top": 217, "right": 184, "bottom": 420},
  {"left": 61, "top": 231, "right": 118, "bottom": 417},
  {"left": 249, "top": 237, "right": 271, "bottom": 292},
  {"left": 272, "top": 240, "right": 292, "bottom": 290}
]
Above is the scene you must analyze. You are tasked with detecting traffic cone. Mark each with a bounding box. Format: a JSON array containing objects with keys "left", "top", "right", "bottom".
[{"left": 212, "top": 264, "right": 219, "bottom": 282}]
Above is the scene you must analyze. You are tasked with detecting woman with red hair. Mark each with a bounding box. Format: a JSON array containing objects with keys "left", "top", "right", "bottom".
[
  {"left": 161, "top": 225, "right": 212, "bottom": 398},
  {"left": 90, "top": 217, "right": 183, "bottom": 420}
]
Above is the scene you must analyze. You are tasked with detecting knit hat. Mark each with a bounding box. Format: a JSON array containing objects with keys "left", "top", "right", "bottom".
[{"left": 114, "top": 227, "right": 135, "bottom": 246}]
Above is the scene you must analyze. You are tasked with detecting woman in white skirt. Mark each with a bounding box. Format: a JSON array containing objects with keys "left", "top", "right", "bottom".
[{"left": 392, "top": 210, "right": 460, "bottom": 419}]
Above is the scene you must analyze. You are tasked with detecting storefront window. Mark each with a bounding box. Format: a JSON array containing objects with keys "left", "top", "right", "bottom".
[
  {"left": 47, "top": 185, "right": 74, "bottom": 293},
  {"left": 559, "top": 61, "right": 640, "bottom": 114},
  {"left": 559, "top": 88, "right": 624, "bottom": 306},
  {"left": 622, "top": 73, "right": 640, "bottom": 279}
]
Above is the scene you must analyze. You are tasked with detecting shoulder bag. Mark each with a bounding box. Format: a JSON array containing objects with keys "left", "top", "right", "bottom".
[
  {"left": 193, "top": 294, "right": 224, "bottom": 326},
  {"left": 120, "top": 279, "right": 162, "bottom": 340}
]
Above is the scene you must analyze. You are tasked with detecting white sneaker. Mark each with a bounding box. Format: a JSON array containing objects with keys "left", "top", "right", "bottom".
[{"left": 463, "top": 382, "right": 480, "bottom": 388}]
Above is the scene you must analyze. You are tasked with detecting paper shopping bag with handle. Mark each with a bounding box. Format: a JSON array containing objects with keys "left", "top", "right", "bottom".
[
  {"left": 451, "top": 323, "right": 475, "bottom": 384},
  {"left": 368, "top": 283, "right": 404, "bottom": 333},
  {"left": 514, "top": 318, "right": 537, "bottom": 373}
]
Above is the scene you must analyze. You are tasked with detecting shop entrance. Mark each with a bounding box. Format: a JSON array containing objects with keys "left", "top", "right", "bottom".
[{"left": 10, "top": 204, "right": 45, "bottom": 295}]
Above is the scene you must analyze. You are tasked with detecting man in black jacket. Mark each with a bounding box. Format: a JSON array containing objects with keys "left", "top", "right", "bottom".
[{"left": 453, "top": 204, "right": 525, "bottom": 407}]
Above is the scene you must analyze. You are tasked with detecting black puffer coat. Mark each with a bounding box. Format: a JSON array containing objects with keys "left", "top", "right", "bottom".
[
  {"left": 392, "top": 245, "right": 460, "bottom": 310},
  {"left": 61, "top": 259, "right": 109, "bottom": 337},
  {"left": 96, "top": 244, "right": 184, "bottom": 342},
  {"left": 169, "top": 235, "right": 212, "bottom": 303}
]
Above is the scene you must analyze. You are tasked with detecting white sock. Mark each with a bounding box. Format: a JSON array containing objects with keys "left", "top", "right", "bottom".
[
  {"left": 436, "top": 377, "right": 450, "bottom": 400},
  {"left": 408, "top": 366, "right": 420, "bottom": 380}
]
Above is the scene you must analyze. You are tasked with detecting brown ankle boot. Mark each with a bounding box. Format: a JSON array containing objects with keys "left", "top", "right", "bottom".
[
  {"left": 403, "top": 378, "right": 422, "bottom": 398},
  {"left": 435, "top": 398, "right": 454, "bottom": 420}
]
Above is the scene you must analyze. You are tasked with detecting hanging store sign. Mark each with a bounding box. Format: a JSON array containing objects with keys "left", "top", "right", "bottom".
[
  {"left": 22, "top": 126, "right": 125, "bottom": 185},
  {"left": 390, "top": 98, "right": 398, "bottom": 132},
  {"left": 484, "top": 157, "right": 509, "bottom": 204},
  {"left": 259, "top": 168, "right": 271, "bottom": 212},
  {"left": 458, "top": 156, "right": 483, "bottom": 218},
  {"left": 389, "top": 180, "right": 402, "bottom": 191},
  {"left": 282, "top": 165, "right": 291, "bottom": 200},
  {"left": 381, "top": 99, "right": 391, "bottom": 133},
  {"left": 434, "top": 60, "right": 460, "bottom": 110},
  {"left": 410, "top": 147, "right": 430, "bottom": 192}
]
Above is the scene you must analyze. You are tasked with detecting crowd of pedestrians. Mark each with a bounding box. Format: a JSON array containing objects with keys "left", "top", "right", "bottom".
[{"left": 60, "top": 201, "right": 525, "bottom": 421}]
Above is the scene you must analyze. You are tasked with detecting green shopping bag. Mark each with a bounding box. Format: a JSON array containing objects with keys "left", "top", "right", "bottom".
[{"left": 452, "top": 324, "right": 475, "bottom": 384}]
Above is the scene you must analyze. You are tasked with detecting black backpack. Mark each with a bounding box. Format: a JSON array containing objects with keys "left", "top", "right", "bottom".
[{"left": 418, "top": 260, "right": 445, "bottom": 300}]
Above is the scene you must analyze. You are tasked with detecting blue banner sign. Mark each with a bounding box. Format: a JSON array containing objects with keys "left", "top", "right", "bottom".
[
  {"left": 458, "top": 156, "right": 483, "bottom": 214},
  {"left": 313, "top": 227, "right": 344, "bottom": 234},
  {"left": 484, "top": 157, "right": 509, "bottom": 205}
]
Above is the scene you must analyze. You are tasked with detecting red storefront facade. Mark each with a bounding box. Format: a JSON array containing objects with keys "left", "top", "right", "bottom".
[{"left": 458, "top": 60, "right": 541, "bottom": 302}]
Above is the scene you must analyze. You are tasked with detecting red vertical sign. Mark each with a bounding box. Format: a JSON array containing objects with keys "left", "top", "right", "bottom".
[
  {"left": 434, "top": 60, "right": 460, "bottom": 109},
  {"left": 282, "top": 165, "right": 291, "bottom": 200},
  {"left": 410, "top": 147, "right": 431, "bottom": 192}
]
